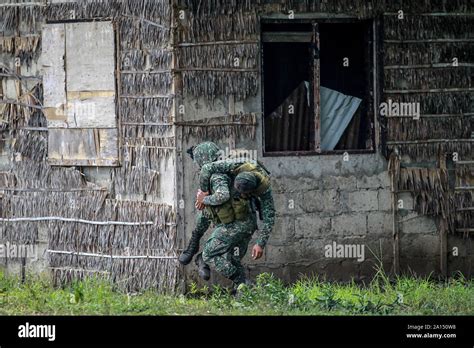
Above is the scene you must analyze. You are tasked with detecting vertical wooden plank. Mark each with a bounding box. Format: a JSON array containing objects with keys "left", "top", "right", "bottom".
[
  {"left": 372, "top": 19, "right": 379, "bottom": 151},
  {"left": 65, "top": 21, "right": 115, "bottom": 91},
  {"left": 228, "top": 95, "right": 236, "bottom": 150},
  {"left": 44, "top": 21, "right": 118, "bottom": 166},
  {"left": 41, "top": 23, "right": 66, "bottom": 122},
  {"left": 439, "top": 153, "right": 448, "bottom": 277},
  {"left": 390, "top": 153, "right": 401, "bottom": 275},
  {"left": 65, "top": 21, "right": 116, "bottom": 128},
  {"left": 312, "top": 22, "right": 321, "bottom": 153},
  {"left": 114, "top": 20, "right": 122, "bottom": 166}
]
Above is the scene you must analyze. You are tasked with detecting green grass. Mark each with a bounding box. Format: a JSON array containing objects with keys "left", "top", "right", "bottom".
[{"left": 0, "top": 270, "right": 472, "bottom": 315}]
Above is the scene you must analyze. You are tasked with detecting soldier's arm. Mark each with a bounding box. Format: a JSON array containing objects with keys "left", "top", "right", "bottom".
[
  {"left": 202, "top": 174, "right": 231, "bottom": 206},
  {"left": 255, "top": 187, "right": 275, "bottom": 248},
  {"left": 199, "top": 161, "right": 241, "bottom": 192}
]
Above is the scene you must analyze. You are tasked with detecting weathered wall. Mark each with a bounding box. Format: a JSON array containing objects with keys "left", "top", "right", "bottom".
[
  {"left": 0, "top": 0, "right": 180, "bottom": 293},
  {"left": 0, "top": 0, "right": 471, "bottom": 292},
  {"left": 176, "top": 0, "right": 473, "bottom": 286}
]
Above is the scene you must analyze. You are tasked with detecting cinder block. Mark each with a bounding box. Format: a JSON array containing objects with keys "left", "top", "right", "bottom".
[
  {"left": 367, "top": 212, "right": 392, "bottom": 234},
  {"left": 401, "top": 234, "right": 439, "bottom": 258},
  {"left": 267, "top": 215, "right": 295, "bottom": 245},
  {"left": 264, "top": 244, "right": 287, "bottom": 264},
  {"left": 378, "top": 189, "right": 392, "bottom": 212},
  {"left": 331, "top": 213, "right": 367, "bottom": 236},
  {"left": 300, "top": 189, "right": 340, "bottom": 213},
  {"left": 401, "top": 214, "right": 437, "bottom": 234},
  {"left": 396, "top": 192, "right": 414, "bottom": 211},
  {"left": 273, "top": 192, "right": 302, "bottom": 216},
  {"left": 295, "top": 214, "right": 331, "bottom": 239},
  {"left": 272, "top": 176, "right": 319, "bottom": 192},
  {"left": 320, "top": 175, "right": 357, "bottom": 190},
  {"left": 346, "top": 190, "right": 379, "bottom": 212},
  {"left": 287, "top": 238, "right": 328, "bottom": 261},
  {"left": 357, "top": 172, "right": 391, "bottom": 189}
]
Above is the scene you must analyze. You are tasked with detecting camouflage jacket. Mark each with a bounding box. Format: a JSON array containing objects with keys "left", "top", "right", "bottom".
[
  {"left": 194, "top": 173, "right": 231, "bottom": 237},
  {"left": 201, "top": 161, "right": 275, "bottom": 248}
]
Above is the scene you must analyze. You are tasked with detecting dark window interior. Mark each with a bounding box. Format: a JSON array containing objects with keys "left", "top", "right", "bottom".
[
  {"left": 319, "top": 22, "right": 372, "bottom": 150},
  {"left": 262, "top": 20, "right": 374, "bottom": 154},
  {"left": 263, "top": 41, "right": 312, "bottom": 152}
]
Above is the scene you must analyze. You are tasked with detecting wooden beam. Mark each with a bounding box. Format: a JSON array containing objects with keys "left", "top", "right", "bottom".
[
  {"left": 387, "top": 139, "right": 473, "bottom": 145},
  {"left": 384, "top": 38, "right": 474, "bottom": 43},
  {"left": 384, "top": 12, "right": 474, "bottom": 17},
  {"left": 386, "top": 113, "right": 474, "bottom": 118},
  {"left": 47, "top": 250, "right": 177, "bottom": 259},
  {"left": 262, "top": 32, "right": 312, "bottom": 43},
  {"left": 177, "top": 40, "right": 258, "bottom": 47},
  {"left": 174, "top": 67, "right": 258, "bottom": 72},
  {"left": 384, "top": 63, "right": 474, "bottom": 69},
  {"left": 385, "top": 87, "right": 474, "bottom": 94}
]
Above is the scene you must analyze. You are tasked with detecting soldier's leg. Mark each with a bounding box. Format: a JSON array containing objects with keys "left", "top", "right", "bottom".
[
  {"left": 202, "top": 225, "right": 237, "bottom": 280},
  {"left": 179, "top": 212, "right": 210, "bottom": 265},
  {"left": 229, "top": 233, "right": 252, "bottom": 284},
  {"left": 202, "top": 220, "right": 254, "bottom": 284},
  {"left": 230, "top": 213, "right": 257, "bottom": 281}
]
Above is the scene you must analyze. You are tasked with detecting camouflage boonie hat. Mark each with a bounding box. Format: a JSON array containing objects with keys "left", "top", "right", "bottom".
[{"left": 193, "top": 142, "right": 221, "bottom": 167}]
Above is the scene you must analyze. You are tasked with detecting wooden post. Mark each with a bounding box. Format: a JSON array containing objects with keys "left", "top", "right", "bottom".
[
  {"left": 228, "top": 95, "right": 236, "bottom": 150},
  {"left": 439, "top": 153, "right": 448, "bottom": 278},
  {"left": 171, "top": 0, "right": 187, "bottom": 293},
  {"left": 312, "top": 22, "right": 321, "bottom": 153},
  {"left": 389, "top": 152, "right": 400, "bottom": 275}
]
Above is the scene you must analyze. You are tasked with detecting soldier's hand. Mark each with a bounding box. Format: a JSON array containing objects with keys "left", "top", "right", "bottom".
[
  {"left": 195, "top": 200, "right": 205, "bottom": 210},
  {"left": 196, "top": 190, "right": 209, "bottom": 204},
  {"left": 251, "top": 244, "right": 263, "bottom": 260}
]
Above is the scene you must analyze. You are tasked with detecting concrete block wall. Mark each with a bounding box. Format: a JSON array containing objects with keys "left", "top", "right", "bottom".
[
  {"left": 245, "top": 166, "right": 395, "bottom": 283},
  {"left": 179, "top": 88, "right": 469, "bottom": 287}
]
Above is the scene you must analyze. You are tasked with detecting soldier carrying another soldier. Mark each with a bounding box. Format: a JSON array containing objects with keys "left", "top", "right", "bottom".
[{"left": 179, "top": 141, "right": 275, "bottom": 289}]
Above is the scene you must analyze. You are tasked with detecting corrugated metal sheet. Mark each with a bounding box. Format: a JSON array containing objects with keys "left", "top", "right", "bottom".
[
  {"left": 320, "top": 86, "right": 362, "bottom": 151},
  {"left": 265, "top": 81, "right": 311, "bottom": 151}
]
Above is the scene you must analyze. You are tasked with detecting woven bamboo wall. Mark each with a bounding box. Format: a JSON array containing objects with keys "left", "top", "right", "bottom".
[
  {"left": 382, "top": 2, "right": 473, "bottom": 239},
  {"left": 0, "top": 0, "right": 179, "bottom": 293}
]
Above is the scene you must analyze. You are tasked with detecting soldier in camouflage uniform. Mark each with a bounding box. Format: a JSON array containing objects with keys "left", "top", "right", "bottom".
[
  {"left": 179, "top": 142, "right": 258, "bottom": 286},
  {"left": 198, "top": 159, "right": 275, "bottom": 253}
]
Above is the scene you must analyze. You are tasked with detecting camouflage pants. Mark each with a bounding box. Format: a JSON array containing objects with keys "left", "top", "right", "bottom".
[{"left": 202, "top": 217, "right": 256, "bottom": 281}]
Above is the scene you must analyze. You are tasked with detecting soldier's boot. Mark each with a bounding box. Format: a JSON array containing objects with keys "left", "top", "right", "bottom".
[
  {"left": 178, "top": 231, "right": 200, "bottom": 265},
  {"left": 195, "top": 253, "right": 210, "bottom": 281},
  {"left": 230, "top": 272, "right": 254, "bottom": 297}
]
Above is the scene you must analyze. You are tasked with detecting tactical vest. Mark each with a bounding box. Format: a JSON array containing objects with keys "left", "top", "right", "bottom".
[
  {"left": 233, "top": 162, "right": 271, "bottom": 196},
  {"left": 205, "top": 194, "right": 250, "bottom": 224}
]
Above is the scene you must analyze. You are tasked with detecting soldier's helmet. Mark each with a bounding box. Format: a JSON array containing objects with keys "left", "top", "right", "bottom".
[{"left": 192, "top": 141, "right": 221, "bottom": 168}]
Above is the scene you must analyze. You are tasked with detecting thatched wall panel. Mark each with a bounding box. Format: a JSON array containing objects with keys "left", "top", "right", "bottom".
[
  {"left": 384, "top": 42, "right": 474, "bottom": 66},
  {"left": 384, "top": 68, "right": 472, "bottom": 90},
  {"left": 0, "top": 0, "right": 178, "bottom": 293},
  {"left": 383, "top": 92, "right": 473, "bottom": 115},
  {"left": 387, "top": 116, "right": 471, "bottom": 141},
  {"left": 384, "top": 16, "right": 473, "bottom": 40}
]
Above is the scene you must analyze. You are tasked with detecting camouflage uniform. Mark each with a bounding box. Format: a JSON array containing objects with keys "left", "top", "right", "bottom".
[
  {"left": 199, "top": 159, "right": 275, "bottom": 248},
  {"left": 188, "top": 142, "right": 257, "bottom": 284}
]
